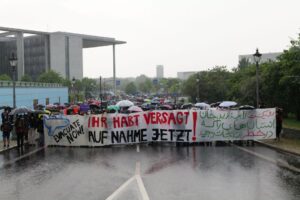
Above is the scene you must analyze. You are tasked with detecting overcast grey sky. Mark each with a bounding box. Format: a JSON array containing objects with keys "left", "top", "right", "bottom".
[{"left": 1, "top": 0, "right": 300, "bottom": 78}]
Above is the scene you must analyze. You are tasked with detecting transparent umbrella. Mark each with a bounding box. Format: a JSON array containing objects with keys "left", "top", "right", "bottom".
[
  {"left": 219, "top": 101, "right": 237, "bottom": 107},
  {"left": 116, "top": 100, "right": 134, "bottom": 107},
  {"left": 128, "top": 106, "right": 143, "bottom": 112},
  {"left": 195, "top": 102, "right": 210, "bottom": 108}
]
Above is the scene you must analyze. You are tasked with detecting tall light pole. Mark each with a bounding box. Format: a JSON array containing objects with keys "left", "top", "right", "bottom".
[
  {"left": 99, "top": 76, "right": 102, "bottom": 101},
  {"left": 253, "top": 48, "right": 262, "bottom": 108},
  {"left": 9, "top": 52, "right": 18, "bottom": 108},
  {"left": 72, "top": 77, "right": 76, "bottom": 103},
  {"left": 196, "top": 74, "right": 200, "bottom": 103}
]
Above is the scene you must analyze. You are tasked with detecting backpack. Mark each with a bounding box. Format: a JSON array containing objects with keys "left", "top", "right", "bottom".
[{"left": 1, "top": 122, "right": 11, "bottom": 132}]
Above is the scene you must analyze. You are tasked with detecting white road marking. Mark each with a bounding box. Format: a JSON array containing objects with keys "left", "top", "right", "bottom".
[
  {"left": 234, "top": 145, "right": 300, "bottom": 173},
  {"left": 137, "top": 144, "right": 140, "bottom": 153},
  {"left": 105, "top": 176, "right": 136, "bottom": 200},
  {"left": 106, "top": 161, "right": 150, "bottom": 200},
  {"left": 135, "top": 161, "right": 150, "bottom": 200},
  {"left": 136, "top": 174, "right": 150, "bottom": 200}
]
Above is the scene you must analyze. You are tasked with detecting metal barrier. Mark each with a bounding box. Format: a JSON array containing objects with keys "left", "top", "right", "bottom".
[{"left": 0, "top": 81, "right": 63, "bottom": 88}]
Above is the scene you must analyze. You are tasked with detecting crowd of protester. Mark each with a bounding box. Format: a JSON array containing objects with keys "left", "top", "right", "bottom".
[
  {"left": 0, "top": 96, "right": 283, "bottom": 149},
  {"left": 1, "top": 107, "right": 44, "bottom": 150}
]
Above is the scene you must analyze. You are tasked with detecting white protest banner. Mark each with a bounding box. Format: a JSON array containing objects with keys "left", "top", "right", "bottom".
[{"left": 44, "top": 108, "right": 276, "bottom": 146}]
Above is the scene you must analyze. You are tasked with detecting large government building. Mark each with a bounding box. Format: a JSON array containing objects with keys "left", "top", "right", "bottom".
[{"left": 0, "top": 27, "right": 125, "bottom": 81}]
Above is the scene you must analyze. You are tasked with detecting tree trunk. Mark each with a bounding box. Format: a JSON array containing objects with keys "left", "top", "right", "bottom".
[{"left": 297, "top": 109, "right": 300, "bottom": 121}]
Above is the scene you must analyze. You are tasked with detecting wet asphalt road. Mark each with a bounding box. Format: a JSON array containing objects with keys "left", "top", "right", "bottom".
[{"left": 0, "top": 143, "right": 300, "bottom": 200}]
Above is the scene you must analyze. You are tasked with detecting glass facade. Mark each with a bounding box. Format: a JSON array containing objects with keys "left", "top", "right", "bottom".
[{"left": 0, "top": 35, "right": 50, "bottom": 81}]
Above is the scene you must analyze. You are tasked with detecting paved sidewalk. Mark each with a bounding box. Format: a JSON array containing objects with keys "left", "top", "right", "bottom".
[
  {"left": 258, "top": 138, "right": 300, "bottom": 156},
  {"left": 0, "top": 140, "right": 18, "bottom": 153}
]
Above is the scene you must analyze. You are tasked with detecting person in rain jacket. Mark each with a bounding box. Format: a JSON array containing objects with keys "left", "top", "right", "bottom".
[
  {"left": 36, "top": 114, "right": 44, "bottom": 146},
  {"left": 15, "top": 114, "right": 28, "bottom": 148},
  {"left": 1, "top": 120, "right": 12, "bottom": 148}
]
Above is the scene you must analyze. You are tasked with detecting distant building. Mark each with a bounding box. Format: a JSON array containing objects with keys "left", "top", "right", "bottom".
[
  {"left": 156, "top": 65, "right": 164, "bottom": 79},
  {"left": 0, "top": 27, "right": 125, "bottom": 81},
  {"left": 239, "top": 52, "right": 282, "bottom": 64},
  {"left": 177, "top": 71, "right": 197, "bottom": 80}
]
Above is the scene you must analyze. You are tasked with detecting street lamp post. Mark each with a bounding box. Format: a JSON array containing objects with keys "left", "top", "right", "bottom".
[
  {"left": 99, "top": 76, "right": 102, "bottom": 101},
  {"left": 196, "top": 76, "right": 200, "bottom": 103},
  {"left": 9, "top": 52, "right": 18, "bottom": 108},
  {"left": 253, "top": 48, "right": 262, "bottom": 108},
  {"left": 72, "top": 77, "right": 76, "bottom": 103}
]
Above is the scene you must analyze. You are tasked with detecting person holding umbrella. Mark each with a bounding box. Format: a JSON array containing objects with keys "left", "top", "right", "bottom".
[
  {"left": 1, "top": 108, "right": 12, "bottom": 148},
  {"left": 15, "top": 114, "right": 28, "bottom": 149}
]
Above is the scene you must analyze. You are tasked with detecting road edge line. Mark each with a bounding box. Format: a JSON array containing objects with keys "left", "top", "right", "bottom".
[{"left": 234, "top": 144, "right": 300, "bottom": 173}]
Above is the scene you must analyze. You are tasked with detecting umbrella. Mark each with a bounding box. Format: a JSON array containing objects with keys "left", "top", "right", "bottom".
[
  {"left": 64, "top": 102, "right": 71, "bottom": 107},
  {"left": 219, "top": 101, "right": 238, "bottom": 107},
  {"left": 80, "top": 103, "right": 90, "bottom": 112},
  {"left": 159, "top": 104, "right": 173, "bottom": 110},
  {"left": 107, "top": 105, "right": 120, "bottom": 112},
  {"left": 239, "top": 105, "right": 255, "bottom": 110},
  {"left": 195, "top": 102, "right": 210, "bottom": 107},
  {"left": 89, "top": 104, "right": 100, "bottom": 109},
  {"left": 151, "top": 99, "right": 160, "bottom": 105},
  {"left": 0, "top": 106, "right": 13, "bottom": 110},
  {"left": 128, "top": 106, "right": 143, "bottom": 112},
  {"left": 116, "top": 100, "right": 134, "bottom": 107},
  {"left": 144, "top": 99, "right": 151, "bottom": 103},
  {"left": 46, "top": 104, "right": 56, "bottom": 109},
  {"left": 9, "top": 106, "right": 33, "bottom": 115},
  {"left": 181, "top": 103, "right": 193, "bottom": 109},
  {"left": 195, "top": 102, "right": 211, "bottom": 110},
  {"left": 210, "top": 102, "right": 221, "bottom": 108}
]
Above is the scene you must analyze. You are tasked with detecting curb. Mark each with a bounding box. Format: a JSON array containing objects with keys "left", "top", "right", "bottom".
[
  {"left": 0, "top": 144, "right": 18, "bottom": 153},
  {"left": 255, "top": 140, "right": 300, "bottom": 157}
]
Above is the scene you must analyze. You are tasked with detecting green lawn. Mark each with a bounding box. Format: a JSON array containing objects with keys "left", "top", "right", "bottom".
[
  {"left": 283, "top": 117, "right": 300, "bottom": 130},
  {"left": 264, "top": 138, "right": 300, "bottom": 154}
]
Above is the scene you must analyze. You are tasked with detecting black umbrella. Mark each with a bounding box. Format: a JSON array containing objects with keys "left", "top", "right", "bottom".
[
  {"left": 181, "top": 103, "right": 193, "bottom": 109},
  {"left": 9, "top": 107, "right": 33, "bottom": 115},
  {"left": 239, "top": 105, "right": 255, "bottom": 110},
  {"left": 89, "top": 104, "right": 100, "bottom": 109},
  {"left": 0, "top": 106, "right": 13, "bottom": 110}
]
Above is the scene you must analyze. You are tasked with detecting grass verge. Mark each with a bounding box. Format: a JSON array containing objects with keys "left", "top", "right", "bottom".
[{"left": 283, "top": 117, "right": 300, "bottom": 130}]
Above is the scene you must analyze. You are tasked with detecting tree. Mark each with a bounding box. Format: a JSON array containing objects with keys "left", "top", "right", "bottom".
[
  {"left": 21, "top": 74, "right": 32, "bottom": 82},
  {"left": 0, "top": 74, "right": 11, "bottom": 81},
  {"left": 136, "top": 75, "right": 153, "bottom": 93},
  {"left": 81, "top": 77, "right": 97, "bottom": 99},
  {"left": 238, "top": 58, "right": 251, "bottom": 70},
  {"left": 37, "top": 70, "right": 63, "bottom": 83},
  {"left": 125, "top": 82, "right": 137, "bottom": 95},
  {"left": 276, "top": 35, "right": 300, "bottom": 120},
  {"left": 182, "top": 67, "right": 232, "bottom": 103},
  {"left": 139, "top": 79, "right": 153, "bottom": 93}
]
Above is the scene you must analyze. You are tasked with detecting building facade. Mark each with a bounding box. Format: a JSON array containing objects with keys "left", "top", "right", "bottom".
[
  {"left": 0, "top": 27, "right": 125, "bottom": 81},
  {"left": 156, "top": 65, "right": 164, "bottom": 79},
  {"left": 238, "top": 52, "right": 282, "bottom": 64},
  {"left": 177, "top": 71, "right": 197, "bottom": 80}
]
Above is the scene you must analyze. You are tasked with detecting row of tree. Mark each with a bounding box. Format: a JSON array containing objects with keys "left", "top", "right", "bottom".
[
  {"left": 123, "top": 35, "right": 300, "bottom": 120},
  {"left": 182, "top": 35, "right": 300, "bottom": 120},
  {"left": 0, "top": 35, "right": 299, "bottom": 119}
]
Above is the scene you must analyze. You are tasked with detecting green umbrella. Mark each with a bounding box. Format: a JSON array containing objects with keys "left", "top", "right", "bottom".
[{"left": 107, "top": 105, "right": 120, "bottom": 112}]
